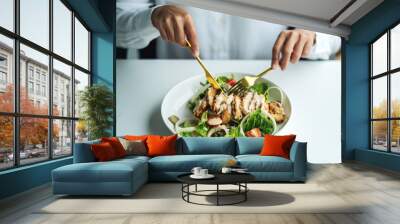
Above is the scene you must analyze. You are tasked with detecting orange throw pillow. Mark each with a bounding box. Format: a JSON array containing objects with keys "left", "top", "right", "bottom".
[
  {"left": 124, "top": 135, "right": 149, "bottom": 141},
  {"left": 260, "top": 134, "right": 296, "bottom": 159},
  {"left": 101, "top": 137, "right": 127, "bottom": 158},
  {"left": 91, "top": 142, "right": 117, "bottom": 162},
  {"left": 146, "top": 135, "right": 177, "bottom": 157}
]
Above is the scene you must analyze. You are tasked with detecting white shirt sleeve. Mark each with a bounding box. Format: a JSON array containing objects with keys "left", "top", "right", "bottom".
[
  {"left": 303, "top": 32, "right": 341, "bottom": 60},
  {"left": 116, "top": 1, "right": 161, "bottom": 49}
]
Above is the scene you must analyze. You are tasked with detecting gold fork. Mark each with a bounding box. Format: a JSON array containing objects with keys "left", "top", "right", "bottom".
[
  {"left": 185, "top": 39, "right": 224, "bottom": 92},
  {"left": 227, "top": 67, "right": 273, "bottom": 95}
]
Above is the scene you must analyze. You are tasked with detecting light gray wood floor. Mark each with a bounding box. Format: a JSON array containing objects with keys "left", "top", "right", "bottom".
[{"left": 1, "top": 162, "right": 400, "bottom": 224}]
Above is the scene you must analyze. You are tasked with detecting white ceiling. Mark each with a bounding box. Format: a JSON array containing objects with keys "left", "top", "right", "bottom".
[
  {"left": 168, "top": 0, "right": 384, "bottom": 38},
  {"left": 227, "top": 0, "right": 353, "bottom": 21}
]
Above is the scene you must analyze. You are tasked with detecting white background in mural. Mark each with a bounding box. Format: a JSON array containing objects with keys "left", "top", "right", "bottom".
[{"left": 117, "top": 60, "right": 341, "bottom": 163}]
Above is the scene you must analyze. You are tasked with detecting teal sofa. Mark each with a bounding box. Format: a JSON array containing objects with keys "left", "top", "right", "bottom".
[{"left": 52, "top": 137, "right": 307, "bottom": 196}]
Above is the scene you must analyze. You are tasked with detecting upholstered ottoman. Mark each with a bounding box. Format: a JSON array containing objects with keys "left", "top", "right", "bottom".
[{"left": 52, "top": 156, "right": 148, "bottom": 196}]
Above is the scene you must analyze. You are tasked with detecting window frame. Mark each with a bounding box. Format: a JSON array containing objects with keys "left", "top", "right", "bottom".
[
  {"left": 370, "top": 20, "right": 400, "bottom": 154},
  {"left": 0, "top": 0, "right": 92, "bottom": 171}
]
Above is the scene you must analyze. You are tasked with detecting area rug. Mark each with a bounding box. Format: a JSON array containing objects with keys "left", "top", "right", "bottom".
[{"left": 38, "top": 183, "right": 362, "bottom": 214}]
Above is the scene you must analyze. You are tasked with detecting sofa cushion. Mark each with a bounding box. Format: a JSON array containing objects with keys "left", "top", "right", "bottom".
[
  {"left": 147, "top": 135, "right": 178, "bottom": 157},
  {"left": 260, "top": 134, "right": 296, "bottom": 159},
  {"left": 235, "top": 137, "right": 264, "bottom": 155},
  {"left": 149, "top": 154, "right": 235, "bottom": 172},
  {"left": 101, "top": 137, "right": 127, "bottom": 158},
  {"left": 91, "top": 142, "right": 118, "bottom": 161},
  {"left": 118, "top": 138, "right": 147, "bottom": 156},
  {"left": 53, "top": 158, "right": 147, "bottom": 183},
  {"left": 179, "top": 137, "right": 236, "bottom": 155},
  {"left": 236, "top": 155, "right": 293, "bottom": 172},
  {"left": 119, "top": 155, "right": 150, "bottom": 162}
]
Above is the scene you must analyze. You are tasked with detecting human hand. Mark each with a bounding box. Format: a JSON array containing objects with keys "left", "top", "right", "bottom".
[
  {"left": 271, "top": 29, "right": 316, "bottom": 70},
  {"left": 151, "top": 5, "right": 199, "bottom": 56}
]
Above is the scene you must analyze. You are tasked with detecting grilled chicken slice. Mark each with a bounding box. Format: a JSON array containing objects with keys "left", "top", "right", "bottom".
[
  {"left": 233, "top": 96, "right": 242, "bottom": 120},
  {"left": 245, "top": 128, "right": 262, "bottom": 137},
  {"left": 241, "top": 92, "right": 254, "bottom": 115},
  {"left": 226, "top": 94, "right": 234, "bottom": 114},
  {"left": 267, "top": 101, "right": 285, "bottom": 123},
  {"left": 213, "top": 92, "right": 227, "bottom": 114},
  {"left": 221, "top": 94, "right": 234, "bottom": 124},
  {"left": 271, "top": 113, "right": 285, "bottom": 124},
  {"left": 207, "top": 87, "right": 217, "bottom": 109},
  {"left": 248, "top": 93, "right": 257, "bottom": 112},
  {"left": 207, "top": 114, "right": 223, "bottom": 126},
  {"left": 254, "top": 94, "right": 264, "bottom": 109},
  {"left": 193, "top": 97, "right": 208, "bottom": 118},
  {"left": 221, "top": 109, "right": 231, "bottom": 124}
]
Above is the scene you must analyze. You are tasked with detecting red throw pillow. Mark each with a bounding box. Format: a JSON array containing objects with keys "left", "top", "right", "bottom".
[
  {"left": 101, "top": 137, "right": 126, "bottom": 158},
  {"left": 146, "top": 135, "right": 177, "bottom": 157},
  {"left": 260, "top": 134, "right": 296, "bottom": 159},
  {"left": 124, "top": 135, "right": 149, "bottom": 141},
  {"left": 91, "top": 142, "right": 117, "bottom": 162}
]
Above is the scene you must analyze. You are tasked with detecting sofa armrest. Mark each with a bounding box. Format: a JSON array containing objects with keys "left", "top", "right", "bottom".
[
  {"left": 73, "top": 141, "right": 99, "bottom": 163},
  {"left": 289, "top": 141, "right": 307, "bottom": 181}
]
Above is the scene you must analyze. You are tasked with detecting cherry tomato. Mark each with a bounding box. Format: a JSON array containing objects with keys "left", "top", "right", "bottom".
[{"left": 227, "top": 79, "right": 237, "bottom": 86}]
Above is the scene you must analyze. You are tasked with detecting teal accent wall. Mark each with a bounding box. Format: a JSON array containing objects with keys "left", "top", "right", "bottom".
[
  {"left": 343, "top": 0, "right": 400, "bottom": 171},
  {"left": 91, "top": 0, "right": 116, "bottom": 135},
  {"left": 0, "top": 0, "right": 116, "bottom": 200},
  {"left": 92, "top": 33, "right": 114, "bottom": 87},
  {"left": 66, "top": 0, "right": 110, "bottom": 32},
  {"left": 355, "top": 149, "right": 400, "bottom": 172},
  {"left": 0, "top": 158, "right": 72, "bottom": 199}
]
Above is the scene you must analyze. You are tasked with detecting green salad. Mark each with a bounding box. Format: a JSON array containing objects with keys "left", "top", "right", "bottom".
[{"left": 170, "top": 75, "right": 285, "bottom": 137}]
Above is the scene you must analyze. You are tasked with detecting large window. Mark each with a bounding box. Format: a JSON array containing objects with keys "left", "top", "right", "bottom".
[
  {"left": 371, "top": 23, "right": 400, "bottom": 153},
  {"left": 0, "top": 0, "right": 91, "bottom": 170}
]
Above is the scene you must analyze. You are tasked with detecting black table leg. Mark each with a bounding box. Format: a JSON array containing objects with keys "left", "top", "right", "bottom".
[
  {"left": 187, "top": 184, "right": 190, "bottom": 202},
  {"left": 180, "top": 182, "right": 250, "bottom": 206},
  {"left": 216, "top": 184, "right": 219, "bottom": 206},
  {"left": 245, "top": 183, "right": 247, "bottom": 201}
]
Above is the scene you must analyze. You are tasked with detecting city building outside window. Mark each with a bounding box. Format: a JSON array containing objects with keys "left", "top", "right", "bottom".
[
  {"left": 36, "top": 83, "right": 40, "bottom": 95},
  {"left": 0, "top": 54, "right": 7, "bottom": 67},
  {"left": 0, "top": 0, "right": 91, "bottom": 170},
  {"left": 0, "top": 71, "right": 7, "bottom": 85},
  {"left": 28, "top": 81, "right": 34, "bottom": 94},
  {"left": 35, "top": 70, "right": 40, "bottom": 81},
  {"left": 28, "top": 67, "right": 34, "bottom": 80},
  {"left": 42, "top": 85, "right": 46, "bottom": 97}
]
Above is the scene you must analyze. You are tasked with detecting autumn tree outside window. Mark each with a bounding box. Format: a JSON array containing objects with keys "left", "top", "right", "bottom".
[{"left": 0, "top": 0, "right": 91, "bottom": 170}]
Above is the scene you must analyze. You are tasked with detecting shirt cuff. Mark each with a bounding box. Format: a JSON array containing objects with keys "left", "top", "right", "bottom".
[
  {"left": 141, "top": 6, "right": 162, "bottom": 38},
  {"left": 303, "top": 32, "right": 340, "bottom": 60}
]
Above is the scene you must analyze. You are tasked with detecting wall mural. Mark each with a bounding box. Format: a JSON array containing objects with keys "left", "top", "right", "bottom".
[{"left": 116, "top": 5, "right": 342, "bottom": 162}]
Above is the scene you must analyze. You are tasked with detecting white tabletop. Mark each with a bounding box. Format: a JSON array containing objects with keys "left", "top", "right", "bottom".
[{"left": 116, "top": 59, "right": 341, "bottom": 163}]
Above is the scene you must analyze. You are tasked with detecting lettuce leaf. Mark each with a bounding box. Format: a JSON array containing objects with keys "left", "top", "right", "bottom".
[
  {"left": 242, "top": 110, "right": 274, "bottom": 135},
  {"left": 179, "top": 131, "right": 197, "bottom": 137},
  {"left": 216, "top": 76, "right": 230, "bottom": 85},
  {"left": 228, "top": 126, "right": 242, "bottom": 137},
  {"left": 251, "top": 82, "right": 268, "bottom": 96},
  {"left": 195, "top": 112, "right": 209, "bottom": 137}
]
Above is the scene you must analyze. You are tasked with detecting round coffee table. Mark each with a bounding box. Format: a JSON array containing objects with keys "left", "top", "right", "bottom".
[{"left": 177, "top": 173, "right": 255, "bottom": 206}]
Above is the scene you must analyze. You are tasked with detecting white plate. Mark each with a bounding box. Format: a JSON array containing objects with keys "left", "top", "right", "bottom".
[
  {"left": 190, "top": 174, "right": 215, "bottom": 179},
  {"left": 161, "top": 72, "right": 292, "bottom": 135}
]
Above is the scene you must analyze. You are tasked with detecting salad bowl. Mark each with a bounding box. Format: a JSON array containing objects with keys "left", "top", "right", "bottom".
[{"left": 161, "top": 72, "right": 292, "bottom": 137}]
